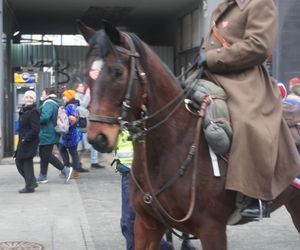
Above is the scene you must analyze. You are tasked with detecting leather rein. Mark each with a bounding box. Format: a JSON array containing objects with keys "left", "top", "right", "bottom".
[{"left": 88, "top": 32, "right": 208, "bottom": 235}]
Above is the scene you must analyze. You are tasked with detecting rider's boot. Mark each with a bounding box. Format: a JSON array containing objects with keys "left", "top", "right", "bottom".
[{"left": 240, "top": 199, "right": 272, "bottom": 219}]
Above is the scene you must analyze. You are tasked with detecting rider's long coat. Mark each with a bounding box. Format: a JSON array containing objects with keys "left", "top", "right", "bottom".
[{"left": 204, "top": 0, "right": 300, "bottom": 200}]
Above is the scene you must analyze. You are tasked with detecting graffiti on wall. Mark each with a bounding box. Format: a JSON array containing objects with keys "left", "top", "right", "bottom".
[{"left": 29, "top": 55, "right": 87, "bottom": 85}]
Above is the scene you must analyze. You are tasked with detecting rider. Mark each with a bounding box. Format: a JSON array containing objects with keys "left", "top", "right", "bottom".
[{"left": 198, "top": 0, "right": 300, "bottom": 219}]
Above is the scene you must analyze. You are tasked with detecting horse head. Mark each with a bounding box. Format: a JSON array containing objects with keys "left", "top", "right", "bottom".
[{"left": 78, "top": 20, "right": 147, "bottom": 152}]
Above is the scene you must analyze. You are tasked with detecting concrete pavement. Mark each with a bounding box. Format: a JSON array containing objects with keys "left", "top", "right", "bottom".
[{"left": 0, "top": 153, "right": 298, "bottom": 250}]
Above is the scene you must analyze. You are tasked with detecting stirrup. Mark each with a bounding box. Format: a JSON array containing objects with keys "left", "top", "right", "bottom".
[{"left": 258, "top": 199, "right": 272, "bottom": 220}]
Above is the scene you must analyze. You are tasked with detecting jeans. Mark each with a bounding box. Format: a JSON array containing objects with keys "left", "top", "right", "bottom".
[
  {"left": 90, "top": 147, "right": 98, "bottom": 164},
  {"left": 121, "top": 171, "right": 136, "bottom": 250},
  {"left": 15, "top": 157, "right": 37, "bottom": 190},
  {"left": 119, "top": 163, "right": 171, "bottom": 250},
  {"left": 78, "top": 133, "right": 99, "bottom": 164},
  {"left": 39, "top": 144, "right": 64, "bottom": 175},
  {"left": 59, "top": 144, "right": 81, "bottom": 171}
]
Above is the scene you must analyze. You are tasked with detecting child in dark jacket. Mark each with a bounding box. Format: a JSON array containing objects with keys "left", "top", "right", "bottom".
[
  {"left": 59, "top": 90, "right": 83, "bottom": 179},
  {"left": 15, "top": 90, "right": 40, "bottom": 193}
]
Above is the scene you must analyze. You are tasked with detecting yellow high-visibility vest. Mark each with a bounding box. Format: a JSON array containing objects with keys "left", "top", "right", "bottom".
[{"left": 115, "top": 130, "right": 133, "bottom": 165}]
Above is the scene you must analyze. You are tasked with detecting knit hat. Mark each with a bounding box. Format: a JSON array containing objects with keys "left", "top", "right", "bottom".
[
  {"left": 24, "top": 90, "right": 36, "bottom": 102},
  {"left": 63, "top": 89, "right": 76, "bottom": 100},
  {"left": 277, "top": 82, "right": 287, "bottom": 101}
]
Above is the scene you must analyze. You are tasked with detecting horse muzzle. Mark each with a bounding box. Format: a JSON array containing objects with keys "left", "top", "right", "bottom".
[{"left": 88, "top": 134, "right": 113, "bottom": 153}]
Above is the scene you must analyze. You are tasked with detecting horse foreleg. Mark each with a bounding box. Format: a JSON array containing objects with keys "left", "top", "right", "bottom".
[
  {"left": 198, "top": 219, "right": 227, "bottom": 250},
  {"left": 285, "top": 189, "right": 300, "bottom": 233},
  {"left": 134, "top": 213, "right": 166, "bottom": 250}
]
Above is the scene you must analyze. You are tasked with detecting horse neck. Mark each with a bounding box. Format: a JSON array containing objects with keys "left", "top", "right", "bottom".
[
  {"left": 137, "top": 47, "right": 200, "bottom": 175},
  {"left": 144, "top": 51, "right": 180, "bottom": 112}
]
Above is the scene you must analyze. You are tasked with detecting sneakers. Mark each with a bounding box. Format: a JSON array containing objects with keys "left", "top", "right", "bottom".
[
  {"left": 37, "top": 175, "right": 48, "bottom": 184},
  {"left": 91, "top": 163, "right": 105, "bottom": 169},
  {"left": 62, "top": 166, "right": 73, "bottom": 183}
]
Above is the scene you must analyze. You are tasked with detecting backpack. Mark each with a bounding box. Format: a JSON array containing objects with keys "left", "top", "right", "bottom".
[{"left": 55, "top": 106, "right": 69, "bottom": 135}]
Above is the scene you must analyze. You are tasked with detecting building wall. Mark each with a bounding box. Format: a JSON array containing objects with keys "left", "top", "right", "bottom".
[
  {"left": 2, "top": 0, "right": 17, "bottom": 157},
  {"left": 0, "top": 0, "right": 3, "bottom": 159},
  {"left": 174, "top": 0, "right": 221, "bottom": 75},
  {"left": 273, "top": 0, "right": 300, "bottom": 85}
]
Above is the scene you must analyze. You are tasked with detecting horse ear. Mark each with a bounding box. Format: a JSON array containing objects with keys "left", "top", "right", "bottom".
[
  {"left": 76, "top": 19, "right": 96, "bottom": 43},
  {"left": 102, "top": 20, "right": 121, "bottom": 45}
]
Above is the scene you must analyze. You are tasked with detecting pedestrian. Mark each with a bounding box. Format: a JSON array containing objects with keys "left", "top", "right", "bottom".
[
  {"left": 114, "top": 130, "right": 196, "bottom": 250},
  {"left": 286, "top": 85, "right": 300, "bottom": 104},
  {"left": 288, "top": 77, "right": 300, "bottom": 92},
  {"left": 75, "top": 83, "right": 105, "bottom": 169},
  {"left": 198, "top": 0, "right": 300, "bottom": 219},
  {"left": 59, "top": 89, "right": 83, "bottom": 179},
  {"left": 278, "top": 83, "right": 300, "bottom": 188},
  {"left": 14, "top": 90, "right": 40, "bottom": 193},
  {"left": 37, "top": 87, "right": 73, "bottom": 184}
]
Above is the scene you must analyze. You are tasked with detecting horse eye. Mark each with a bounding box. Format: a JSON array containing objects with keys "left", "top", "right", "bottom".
[{"left": 109, "top": 66, "right": 123, "bottom": 78}]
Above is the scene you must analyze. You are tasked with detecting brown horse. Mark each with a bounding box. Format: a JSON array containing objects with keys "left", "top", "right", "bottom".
[{"left": 78, "top": 21, "right": 300, "bottom": 250}]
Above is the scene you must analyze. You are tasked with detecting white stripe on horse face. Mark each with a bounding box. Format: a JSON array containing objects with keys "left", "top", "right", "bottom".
[{"left": 89, "top": 60, "right": 104, "bottom": 80}]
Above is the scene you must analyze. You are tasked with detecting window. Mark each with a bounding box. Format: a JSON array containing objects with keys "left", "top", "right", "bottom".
[
  {"left": 178, "top": 8, "right": 200, "bottom": 52},
  {"left": 20, "top": 34, "right": 87, "bottom": 46}
]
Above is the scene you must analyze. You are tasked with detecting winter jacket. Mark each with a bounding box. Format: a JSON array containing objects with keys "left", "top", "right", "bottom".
[
  {"left": 39, "top": 95, "right": 63, "bottom": 145},
  {"left": 15, "top": 104, "right": 40, "bottom": 160},
  {"left": 60, "top": 99, "right": 82, "bottom": 147}
]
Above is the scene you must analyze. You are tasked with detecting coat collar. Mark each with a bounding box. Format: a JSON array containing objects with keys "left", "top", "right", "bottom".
[
  {"left": 214, "top": 0, "right": 251, "bottom": 22},
  {"left": 233, "top": 0, "right": 251, "bottom": 10}
]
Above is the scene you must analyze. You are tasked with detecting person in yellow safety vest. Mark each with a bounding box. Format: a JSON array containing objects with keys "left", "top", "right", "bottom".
[
  {"left": 113, "top": 131, "right": 197, "bottom": 250},
  {"left": 114, "top": 130, "right": 133, "bottom": 172}
]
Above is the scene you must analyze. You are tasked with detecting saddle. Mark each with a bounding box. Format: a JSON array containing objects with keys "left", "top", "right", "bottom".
[
  {"left": 184, "top": 74, "right": 232, "bottom": 155},
  {"left": 282, "top": 102, "right": 300, "bottom": 146}
]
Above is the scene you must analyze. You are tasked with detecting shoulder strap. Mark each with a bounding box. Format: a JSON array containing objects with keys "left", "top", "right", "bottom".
[
  {"left": 43, "top": 99, "right": 59, "bottom": 107},
  {"left": 211, "top": 2, "right": 236, "bottom": 48},
  {"left": 212, "top": 22, "right": 231, "bottom": 48}
]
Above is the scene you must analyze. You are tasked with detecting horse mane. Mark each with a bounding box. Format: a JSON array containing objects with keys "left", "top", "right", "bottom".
[{"left": 127, "top": 32, "right": 180, "bottom": 87}]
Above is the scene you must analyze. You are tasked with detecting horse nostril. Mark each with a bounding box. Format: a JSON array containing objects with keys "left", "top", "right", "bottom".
[{"left": 88, "top": 134, "right": 109, "bottom": 152}]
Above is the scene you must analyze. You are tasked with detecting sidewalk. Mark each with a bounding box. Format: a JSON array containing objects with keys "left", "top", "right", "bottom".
[
  {"left": 0, "top": 153, "right": 298, "bottom": 250},
  {"left": 0, "top": 153, "right": 124, "bottom": 250}
]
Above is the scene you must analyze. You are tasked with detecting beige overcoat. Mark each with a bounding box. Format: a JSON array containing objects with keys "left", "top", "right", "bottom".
[{"left": 204, "top": 0, "right": 300, "bottom": 200}]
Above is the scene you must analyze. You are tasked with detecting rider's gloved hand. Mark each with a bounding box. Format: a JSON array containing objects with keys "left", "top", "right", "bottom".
[{"left": 197, "top": 51, "right": 207, "bottom": 68}]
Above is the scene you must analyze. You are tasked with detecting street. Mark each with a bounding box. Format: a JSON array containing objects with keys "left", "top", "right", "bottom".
[{"left": 0, "top": 154, "right": 298, "bottom": 250}]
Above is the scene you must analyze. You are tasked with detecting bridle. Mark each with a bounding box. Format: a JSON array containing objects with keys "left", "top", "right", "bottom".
[
  {"left": 88, "top": 32, "right": 199, "bottom": 139},
  {"left": 88, "top": 32, "right": 143, "bottom": 128}
]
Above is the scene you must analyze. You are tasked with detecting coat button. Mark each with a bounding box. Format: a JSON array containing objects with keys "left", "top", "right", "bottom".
[
  {"left": 217, "top": 48, "right": 221, "bottom": 53},
  {"left": 210, "top": 41, "right": 215, "bottom": 46}
]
